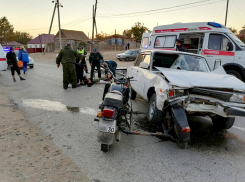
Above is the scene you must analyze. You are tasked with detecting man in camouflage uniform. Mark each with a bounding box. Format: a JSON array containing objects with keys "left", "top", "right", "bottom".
[{"left": 56, "top": 44, "right": 82, "bottom": 89}]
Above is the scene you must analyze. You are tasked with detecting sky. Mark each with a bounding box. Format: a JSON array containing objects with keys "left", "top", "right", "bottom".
[{"left": 1, "top": 0, "right": 245, "bottom": 39}]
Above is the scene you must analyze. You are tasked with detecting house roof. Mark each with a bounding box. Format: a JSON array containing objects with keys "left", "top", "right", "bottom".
[
  {"left": 27, "top": 34, "right": 55, "bottom": 44},
  {"left": 55, "top": 29, "right": 89, "bottom": 41},
  {"left": 2, "top": 41, "right": 23, "bottom": 46}
]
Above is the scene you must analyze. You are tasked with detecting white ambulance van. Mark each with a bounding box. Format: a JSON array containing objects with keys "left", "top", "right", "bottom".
[
  {"left": 0, "top": 44, "right": 7, "bottom": 71},
  {"left": 140, "top": 22, "right": 245, "bottom": 80}
]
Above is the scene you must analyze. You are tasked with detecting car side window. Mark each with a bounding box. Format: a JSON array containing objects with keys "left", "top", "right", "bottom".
[
  {"left": 135, "top": 54, "right": 144, "bottom": 66},
  {"left": 143, "top": 55, "right": 151, "bottom": 66},
  {"left": 208, "top": 34, "right": 233, "bottom": 51}
]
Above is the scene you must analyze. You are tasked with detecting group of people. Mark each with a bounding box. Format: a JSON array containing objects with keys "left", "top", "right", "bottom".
[
  {"left": 56, "top": 44, "right": 117, "bottom": 90},
  {"left": 125, "top": 42, "right": 130, "bottom": 50},
  {"left": 6, "top": 46, "right": 28, "bottom": 82}
]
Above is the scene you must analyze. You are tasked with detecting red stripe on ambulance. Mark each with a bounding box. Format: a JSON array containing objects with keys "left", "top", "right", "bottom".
[
  {"left": 199, "top": 27, "right": 212, "bottom": 30},
  {"left": 203, "top": 49, "right": 235, "bottom": 56},
  {"left": 155, "top": 28, "right": 188, "bottom": 33},
  {"left": 0, "top": 58, "right": 6, "bottom": 61}
]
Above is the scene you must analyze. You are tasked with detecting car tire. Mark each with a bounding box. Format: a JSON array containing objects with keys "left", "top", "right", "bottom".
[
  {"left": 226, "top": 70, "right": 242, "bottom": 80},
  {"left": 148, "top": 93, "right": 163, "bottom": 123},
  {"left": 119, "top": 58, "right": 122, "bottom": 61},
  {"left": 129, "top": 86, "right": 137, "bottom": 100},
  {"left": 30, "top": 66, "right": 34, "bottom": 69},
  {"left": 211, "top": 116, "right": 235, "bottom": 129},
  {"left": 102, "top": 83, "right": 111, "bottom": 100},
  {"left": 125, "top": 57, "right": 130, "bottom": 62}
]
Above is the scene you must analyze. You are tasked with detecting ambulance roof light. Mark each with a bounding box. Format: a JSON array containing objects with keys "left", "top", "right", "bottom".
[{"left": 208, "top": 22, "right": 223, "bottom": 28}]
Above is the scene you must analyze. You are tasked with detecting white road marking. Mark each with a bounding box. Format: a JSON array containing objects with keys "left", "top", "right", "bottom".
[
  {"left": 233, "top": 126, "right": 245, "bottom": 131},
  {"left": 97, "top": 87, "right": 103, "bottom": 90},
  {"left": 22, "top": 99, "right": 97, "bottom": 115}
]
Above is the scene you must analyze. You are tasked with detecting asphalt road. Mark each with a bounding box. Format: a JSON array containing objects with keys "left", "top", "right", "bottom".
[{"left": 1, "top": 62, "right": 245, "bottom": 182}]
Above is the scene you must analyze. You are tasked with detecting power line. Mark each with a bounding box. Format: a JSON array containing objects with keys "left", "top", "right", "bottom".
[
  {"left": 97, "top": 0, "right": 225, "bottom": 18},
  {"left": 101, "top": 0, "right": 217, "bottom": 17}
]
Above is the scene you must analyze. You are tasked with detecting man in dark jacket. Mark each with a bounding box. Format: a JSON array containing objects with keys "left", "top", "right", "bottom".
[
  {"left": 101, "top": 60, "right": 117, "bottom": 77},
  {"left": 176, "top": 39, "right": 186, "bottom": 52},
  {"left": 89, "top": 48, "right": 103, "bottom": 82},
  {"left": 56, "top": 44, "right": 82, "bottom": 89},
  {"left": 6, "top": 47, "right": 25, "bottom": 82}
]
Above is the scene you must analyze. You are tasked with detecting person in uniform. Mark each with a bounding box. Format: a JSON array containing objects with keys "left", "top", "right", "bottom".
[
  {"left": 101, "top": 60, "right": 117, "bottom": 78},
  {"left": 176, "top": 39, "right": 187, "bottom": 52},
  {"left": 56, "top": 44, "right": 82, "bottom": 89},
  {"left": 6, "top": 47, "right": 25, "bottom": 82},
  {"left": 89, "top": 48, "right": 103, "bottom": 82}
]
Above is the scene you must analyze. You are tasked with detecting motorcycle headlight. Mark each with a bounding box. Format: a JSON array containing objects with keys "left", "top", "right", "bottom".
[{"left": 230, "top": 93, "right": 245, "bottom": 103}]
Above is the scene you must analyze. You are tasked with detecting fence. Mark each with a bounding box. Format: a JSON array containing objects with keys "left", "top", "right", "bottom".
[{"left": 26, "top": 48, "right": 45, "bottom": 53}]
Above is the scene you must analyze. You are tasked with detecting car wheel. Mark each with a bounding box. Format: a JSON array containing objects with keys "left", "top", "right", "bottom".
[
  {"left": 148, "top": 93, "right": 163, "bottom": 123},
  {"left": 30, "top": 66, "right": 34, "bottom": 69},
  {"left": 211, "top": 116, "right": 235, "bottom": 129},
  {"left": 129, "top": 86, "right": 137, "bottom": 100},
  {"left": 125, "top": 57, "right": 130, "bottom": 62},
  {"left": 226, "top": 70, "right": 242, "bottom": 80},
  {"left": 119, "top": 58, "right": 122, "bottom": 61},
  {"left": 102, "top": 83, "right": 111, "bottom": 100}
]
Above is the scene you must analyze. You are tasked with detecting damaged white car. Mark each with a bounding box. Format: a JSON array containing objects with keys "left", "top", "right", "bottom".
[{"left": 127, "top": 50, "right": 245, "bottom": 148}]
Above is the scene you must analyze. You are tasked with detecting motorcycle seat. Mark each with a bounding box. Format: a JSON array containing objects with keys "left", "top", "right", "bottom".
[{"left": 103, "top": 91, "right": 123, "bottom": 108}]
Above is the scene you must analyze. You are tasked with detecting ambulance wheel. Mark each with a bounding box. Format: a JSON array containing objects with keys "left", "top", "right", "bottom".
[
  {"left": 226, "top": 70, "right": 242, "bottom": 80},
  {"left": 129, "top": 86, "right": 136, "bottom": 100},
  {"left": 101, "top": 144, "right": 109, "bottom": 152}
]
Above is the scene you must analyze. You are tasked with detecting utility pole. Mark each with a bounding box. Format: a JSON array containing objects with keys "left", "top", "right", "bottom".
[
  {"left": 44, "top": 0, "right": 63, "bottom": 53},
  {"left": 225, "top": 0, "right": 229, "bottom": 26},
  {"left": 92, "top": 5, "right": 95, "bottom": 49},
  {"left": 38, "top": 34, "right": 43, "bottom": 53},
  {"left": 57, "top": 0, "right": 63, "bottom": 50},
  {"left": 115, "top": 29, "right": 116, "bottom": 51},
  {"left": 44, "top": 1, "right": 57, "bottom": 54}
]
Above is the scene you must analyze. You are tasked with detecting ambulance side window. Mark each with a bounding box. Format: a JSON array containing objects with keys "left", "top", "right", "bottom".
[
  {"left": 154, "top": 35, "right": 176, "bottom": 48},
  {"left": 208, "top": 34, "right": 222, "bottom": 50},
  {"left": 208, "top": 34, "right": 233, "bottom": 51}
]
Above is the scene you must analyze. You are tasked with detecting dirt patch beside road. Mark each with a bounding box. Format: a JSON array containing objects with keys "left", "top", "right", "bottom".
[{"left": 0, "top": 86, "right": 90, "bottom": 182}]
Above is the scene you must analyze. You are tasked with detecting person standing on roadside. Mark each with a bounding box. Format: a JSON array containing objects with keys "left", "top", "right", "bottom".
[
  {"left": 56, "top": 43, "right": 82, "bottom": 89},
  {"left": 18, "top": 46, "right": 29, "bottom": 74},
  {"left": 6, "top": 47, "right": 25, "bottom": 82},
  {"left": 89, "top": 48, "right": 103, "bottom": 82},
  {"left": 125, "top": 42, "right": 128, "bottom": 50},
  {"left": 127, "top": 42, "right": 130, "bottom": 50}
]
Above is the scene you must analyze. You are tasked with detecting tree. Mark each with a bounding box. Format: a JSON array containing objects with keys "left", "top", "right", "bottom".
[
  {"left": 96, "top": 31, "right": 109, "bottom": 40},
  {"left": 125, "top": 22, "right": 150, "bottom": 42},
  {"left": 0, "top": 16, "right": 15, "bottom": 44},
  {"left": 14, "top": 31, "right": 32, "bottom": 45},
  {"left": 228, "top": 27, "right": 238, "bottom": 35}
]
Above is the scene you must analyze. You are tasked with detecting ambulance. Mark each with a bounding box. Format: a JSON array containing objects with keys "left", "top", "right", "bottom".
[
  {"left": 0, "top": 44, "right": 7, "bottom": 71},
  {"left": 140, "top": 22, "right": 245, "bottom": 80}
]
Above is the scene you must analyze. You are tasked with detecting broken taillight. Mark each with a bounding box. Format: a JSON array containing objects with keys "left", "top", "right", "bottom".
[
  {"left": 181, "top": 126, "right": 191, "bottom": 133},
  {"left": 102, "top": 108, "right": 114, "bottom": 118},
  {"left": 169, "top": 90, "right": 175, "bottom": 97}
]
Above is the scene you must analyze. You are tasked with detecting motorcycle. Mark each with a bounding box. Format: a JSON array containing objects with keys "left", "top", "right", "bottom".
[
  {"left": 95, "top": 63, "right": 133, "bottom": 152},
  {"left": 95, "top": 63, "right": 174, "bottom": 152}
]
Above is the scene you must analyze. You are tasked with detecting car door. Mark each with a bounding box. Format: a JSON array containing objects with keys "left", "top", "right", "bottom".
[
  {"left": 201, "top": 33, "right": 235, "bottom": 70},
  {"left": 137, "top": 54, "right": 151, "bottom": 98},
  {"left": 127, "top": 53, "right": 144, "bottom": 94}
]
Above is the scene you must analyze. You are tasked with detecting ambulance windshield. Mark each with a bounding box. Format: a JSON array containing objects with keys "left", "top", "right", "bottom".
[{"left": 227, "top": 33, "right": 245, "bottom": 47}]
